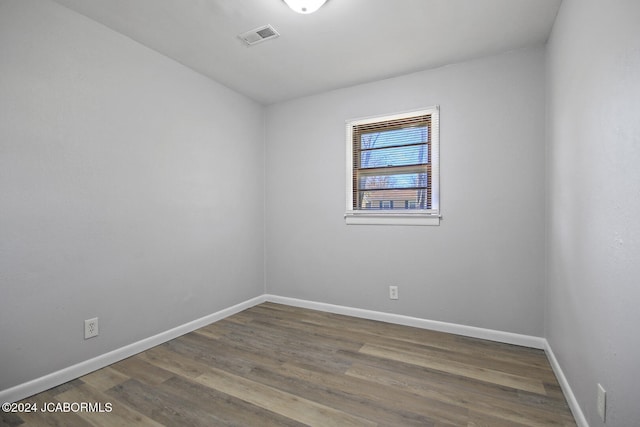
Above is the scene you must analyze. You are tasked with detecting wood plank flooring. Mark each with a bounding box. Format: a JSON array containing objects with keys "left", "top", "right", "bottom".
[{"left": 3, "top": 303, "right": 576, "bottom": 426}]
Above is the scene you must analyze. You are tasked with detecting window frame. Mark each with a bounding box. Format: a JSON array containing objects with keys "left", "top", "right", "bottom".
[{"left": 345, "top": 107, "right": 440, "bottom": 226}]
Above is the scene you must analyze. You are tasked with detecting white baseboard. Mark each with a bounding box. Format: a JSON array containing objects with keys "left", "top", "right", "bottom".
[
  {"left": 5, "top": 291, "right": 585, "bottom": 427},
  {"left": 264, "top": 294, "right": 546, "bottom": 349},
  {"left": 266, "top": 295, "right": 587, "bottom": 425},
  {"left": 0, "top": 295, "right": 266, "bottom": 404},
  {"left": 544, "top": 341, "right": 589, "bottom": 427}
]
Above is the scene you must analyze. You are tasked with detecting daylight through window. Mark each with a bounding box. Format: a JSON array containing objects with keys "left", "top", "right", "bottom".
[{"left": 346, "top": 107, "right": 439, "bottom": 225}]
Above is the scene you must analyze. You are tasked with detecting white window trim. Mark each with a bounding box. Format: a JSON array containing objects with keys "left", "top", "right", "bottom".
[{"left": 345, "top": 106, "right": 440, "bottom": 226}]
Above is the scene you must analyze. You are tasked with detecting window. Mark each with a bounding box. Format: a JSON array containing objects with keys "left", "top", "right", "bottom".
[{"left": 345, "top": 107, "right": 440, "bottom": 225}]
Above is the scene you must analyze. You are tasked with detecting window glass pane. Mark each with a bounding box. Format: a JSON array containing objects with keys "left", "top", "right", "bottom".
[
  {"left": 359, "top": 173, "right": 428, "bottom": 190},
  {"left": 360, "top": 145, "right": 427, "bottom": 169},
  {"left": 359, "top": 188, "right": 430, "bottom": 210},
  {"left": 360, "top": 126, "right": 428, "bottom": 149},
  {"left": 348, "top": 108, "right": 439, "bottom": 217}
]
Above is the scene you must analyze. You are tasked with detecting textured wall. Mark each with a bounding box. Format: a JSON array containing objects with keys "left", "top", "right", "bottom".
[{"left": 546, "top": 0, "right": 640, "bottom": 425}]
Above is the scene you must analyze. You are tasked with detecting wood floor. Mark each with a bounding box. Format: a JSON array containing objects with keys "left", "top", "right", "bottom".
[{"left": 3, "top": 303, "right": 576, "bottom": 426}]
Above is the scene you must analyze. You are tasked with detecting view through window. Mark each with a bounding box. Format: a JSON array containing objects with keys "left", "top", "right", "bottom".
[{"left": 346, "top": 107, "right": 439, "bottom": 225}]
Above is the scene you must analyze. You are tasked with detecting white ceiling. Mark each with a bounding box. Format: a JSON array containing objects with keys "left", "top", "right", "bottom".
[{"left": 51, "top": 0, "right": 562, "bottom": 105}]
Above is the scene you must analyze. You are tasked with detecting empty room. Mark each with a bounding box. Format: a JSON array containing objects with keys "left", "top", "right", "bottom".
[{"left": 1, "top": 0, "right": 639, "bottom": 426}]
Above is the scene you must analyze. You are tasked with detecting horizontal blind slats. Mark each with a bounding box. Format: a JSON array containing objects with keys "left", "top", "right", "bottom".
[{"left": 352, "top": 113, "right": 433, "bottom": 211}]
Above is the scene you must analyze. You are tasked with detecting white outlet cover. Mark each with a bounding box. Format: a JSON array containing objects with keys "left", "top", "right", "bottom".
[
  {"left": 597, "top": 383, "right": 606, "bottom": 422},
  {"left": 84, "top": 317, "right": 99, "bottom": 339}
]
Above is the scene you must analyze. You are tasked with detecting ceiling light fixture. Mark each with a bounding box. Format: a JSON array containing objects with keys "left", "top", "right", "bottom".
[{"left": 283, "top": 0, "right": 327, "bottom": 14}]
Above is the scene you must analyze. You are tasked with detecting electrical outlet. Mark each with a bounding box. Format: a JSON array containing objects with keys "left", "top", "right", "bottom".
[
  {"left": 84, "top": 317, "right": 99, "bottom": 339},
  {"left": 597, "top": 383, "right": 606, "bottom": 422},
  {"left": 389, "top": 285, "right": 399, "bottom": 300}
]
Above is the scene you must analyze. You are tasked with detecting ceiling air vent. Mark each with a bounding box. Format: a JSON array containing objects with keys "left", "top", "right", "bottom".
[{"left": 238, "top": 24, "right": 280, "bottom": 46}]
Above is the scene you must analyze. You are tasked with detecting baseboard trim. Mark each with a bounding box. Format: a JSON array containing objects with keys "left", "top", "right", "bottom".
[
  {"left": 5, "top": 291, "right": 582, "bottom": 425},
  {"left": 544, "top": 341, "right": 589, "bottom": 427},
  {"left": 264, "top": 294, "right": 546, "bottom": 349},
  {"left": 0, "top": 295, "right": 266, "bottom": 403}
]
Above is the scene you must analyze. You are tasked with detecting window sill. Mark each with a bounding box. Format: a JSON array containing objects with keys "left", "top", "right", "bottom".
[{"left": 344, "top": 212, "right": 440, "bottom": 226}]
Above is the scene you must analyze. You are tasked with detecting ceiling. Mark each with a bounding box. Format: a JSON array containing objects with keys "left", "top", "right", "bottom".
[{"left": 51, "top": 0, "right": 562, "bottom": 105}]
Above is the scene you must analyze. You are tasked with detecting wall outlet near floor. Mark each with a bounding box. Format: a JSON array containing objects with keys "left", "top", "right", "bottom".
[
  {"left": 389, "top": 285, "right": 399, "bottom": 300},
  {"left": 84, "top": 317, "right": 99, "bottom": 339},
  {"left": 597, "top": 383, "right": 606, "bottom": 422}
]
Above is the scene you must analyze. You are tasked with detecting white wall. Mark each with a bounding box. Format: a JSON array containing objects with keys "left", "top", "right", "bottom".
[
  {"left": 546, "top": 1, "right": 640, "bottom": 426},
  {"left": 266, "top": 47, "right": 547, "bottom": 337},
  {"left": 0, "top": 0, "right": 264, "bottom": 391}
]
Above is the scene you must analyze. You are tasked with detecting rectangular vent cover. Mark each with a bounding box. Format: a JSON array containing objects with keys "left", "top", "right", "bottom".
[{"left": 238, "top": 24, "right": 280, "bottom": 46}]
